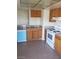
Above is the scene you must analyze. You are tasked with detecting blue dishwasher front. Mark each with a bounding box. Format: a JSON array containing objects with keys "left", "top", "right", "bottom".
[{"left": 17, "top": 30, "right": 27, "bottom": 42}]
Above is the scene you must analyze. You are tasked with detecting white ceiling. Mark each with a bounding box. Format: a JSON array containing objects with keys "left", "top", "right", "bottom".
[{"left": 17, "top": 0, "right": 61, "bottom": 9}]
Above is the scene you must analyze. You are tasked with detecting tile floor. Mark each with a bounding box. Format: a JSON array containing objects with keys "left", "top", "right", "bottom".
[{"left": 17, "top": 40, "right": 60, "bottom": 59}]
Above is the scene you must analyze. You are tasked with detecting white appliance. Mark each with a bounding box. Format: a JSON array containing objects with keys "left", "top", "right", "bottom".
[
  {"left": 46, "top": 29, "right": 56, "bottom": 49},
  {"left": 46, "top": 26, "right": 60, "bottom": 49}
]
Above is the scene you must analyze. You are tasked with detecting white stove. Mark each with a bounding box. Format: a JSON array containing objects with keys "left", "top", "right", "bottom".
[{"left": 46, "top": 26, "right": 60, "bottom": 49}]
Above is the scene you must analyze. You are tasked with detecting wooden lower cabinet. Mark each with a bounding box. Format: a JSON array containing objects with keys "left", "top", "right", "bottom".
[
  {"left": 32, "top": 30, "right": 38, "bottom": 40},
  {"left": 55, "top": 33, "right": 61, "bottom": 55},
  {"left": 38, "top": 29, "right": 42, "bottom": 38},
  {"left": 27, "top": 29, "right": 32, "bottom": 40},
  {"left": 27, "top": 28, "right": 42, "bottom": 41}
]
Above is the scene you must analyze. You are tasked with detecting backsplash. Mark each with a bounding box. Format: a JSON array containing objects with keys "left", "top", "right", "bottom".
[
  {"left": 29, "top": 17, "right": 42, "bottom": 25},
  {"left": 54, "top": 19, "right": 61, "bottom": 31}
]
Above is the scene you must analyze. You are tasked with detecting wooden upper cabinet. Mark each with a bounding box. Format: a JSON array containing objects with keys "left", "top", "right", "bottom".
[
  {"left": 49, "top": 7, "right": 61, "bottom": 22},
  {"left": 31, "top": 10, "right": 41, "bottom": 17},
  {"left": 50, "top": 10, "right": 53, "bottom": 20},
  {"left": 52, "top": 8, "right": 61, "bottom": 17},
  {"left": 50, "top": 8, "right": 61, "bottom": 18}
]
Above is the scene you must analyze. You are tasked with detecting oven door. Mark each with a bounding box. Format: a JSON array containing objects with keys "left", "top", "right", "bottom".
[
  {"left": 46, "top": 32, "right": 55, "bottom": 49},
  {"left": 48, "top": 33, "right": 52, "bottom": 40}
]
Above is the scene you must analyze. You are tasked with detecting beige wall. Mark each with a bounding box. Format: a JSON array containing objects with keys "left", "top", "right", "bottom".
[{"left": 17, "top": 9, "right": 28, "bottom": 25}]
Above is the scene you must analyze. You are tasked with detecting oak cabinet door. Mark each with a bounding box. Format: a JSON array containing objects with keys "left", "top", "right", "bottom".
[
  {"left": 27, "top": 30, "right": 32, "bottom": 40},
  {"left": 38, "top": 29, "right": 42, "bottom": 38},
  {"left": 56, "top": 8, "right": 61, "bottom": 17},
  {"left": 55, "top": 38, "right": 61, "bottom": 55},
  {"left": 31, "top": 10, "right": 41, "bottom": 17},
  {"left": 52, "top": 8, "right": 61, "bottom": 17},
  {"left": 32, "top": 30, "right": 38, "bottom": 40}
]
